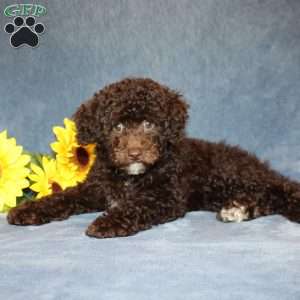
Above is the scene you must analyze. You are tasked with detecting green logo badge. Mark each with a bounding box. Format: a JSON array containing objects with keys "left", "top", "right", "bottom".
[
  {"left": 4, "top": 4, "right": 46, "bottom": 48},
  {"left": 4, "top": 4, "right": 46, "bottom": 17}
]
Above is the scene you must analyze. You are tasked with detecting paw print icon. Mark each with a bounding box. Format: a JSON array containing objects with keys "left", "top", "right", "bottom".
[{"left": 4, "top": 16, "right": 45, "bottom": 48}]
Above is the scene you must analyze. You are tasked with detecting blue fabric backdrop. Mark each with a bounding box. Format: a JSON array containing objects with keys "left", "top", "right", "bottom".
[
  {"left": 0, "top": 1, "right": 300, "bottom": 299},
  {"left": 0, "top": 0, "right": 300, "bottom": 179},
  {"left": 0, "top": 212, "right": 299, "bottom": 300}
]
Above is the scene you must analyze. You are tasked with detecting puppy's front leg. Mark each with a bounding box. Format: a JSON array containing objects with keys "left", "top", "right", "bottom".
[
  {"left": 7, "top": 182, "right": 105, "bottom": 225},
  {"left": 86, "top": 192, "right": 186, "bottom": 238}
]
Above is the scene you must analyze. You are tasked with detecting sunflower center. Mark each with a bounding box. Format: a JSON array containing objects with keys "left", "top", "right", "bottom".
[
  {"left": 75, "top": 146, "right": 89, "bottom": 167},
  {"left": 51, "top": 182, "right": 63, "bottom": 193}
]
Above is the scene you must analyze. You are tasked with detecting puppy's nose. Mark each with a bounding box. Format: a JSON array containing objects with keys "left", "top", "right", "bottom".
[{"left": 128, "top": 148, "right": 142, "bottom": 159}]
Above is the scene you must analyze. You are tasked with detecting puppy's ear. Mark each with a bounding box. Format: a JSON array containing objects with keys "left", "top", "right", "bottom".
[
  {"left": 167, "top": 94, "right": 189, "bottom": 143},
  {"left": 72, "top": 96, "right": 102, "bottom": 145}
]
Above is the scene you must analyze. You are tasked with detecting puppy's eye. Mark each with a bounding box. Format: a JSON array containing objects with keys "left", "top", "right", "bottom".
[
  {"left": 143, "top": 120, "right": 154, "bottom": 131},
  {"left": 115, "top": 123, "right": 125, "bottom": 133}
]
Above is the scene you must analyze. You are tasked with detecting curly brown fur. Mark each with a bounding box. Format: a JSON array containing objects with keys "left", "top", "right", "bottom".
[{"left": 7, "top": 77, "right": 300, "bottom": 238}]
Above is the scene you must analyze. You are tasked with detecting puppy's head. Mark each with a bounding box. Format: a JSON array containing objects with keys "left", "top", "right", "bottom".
[
  {"left": 73, "top": 77, "right": 189, "bottom": 175},
  {"left": 108, "top": 120, "right": 159, "bottom": 175}
]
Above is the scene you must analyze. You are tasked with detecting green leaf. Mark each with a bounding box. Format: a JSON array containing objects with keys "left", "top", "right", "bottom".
[{"left": 23, "top": 151, "right": 54, "bottom": 168}]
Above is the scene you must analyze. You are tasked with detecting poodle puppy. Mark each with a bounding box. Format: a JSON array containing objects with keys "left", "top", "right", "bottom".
[{"left": 7, "top": 78, "right": 300, "bottom": 238}]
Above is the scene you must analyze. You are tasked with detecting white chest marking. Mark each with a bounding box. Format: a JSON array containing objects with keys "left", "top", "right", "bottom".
[{"left": 126, "top": 162, "right": 146, "bottom": 175}]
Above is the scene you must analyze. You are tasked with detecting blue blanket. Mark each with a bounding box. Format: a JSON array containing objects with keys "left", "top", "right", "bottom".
[{"left": 0, "top": 212, "right": 299, "bottom": 299}]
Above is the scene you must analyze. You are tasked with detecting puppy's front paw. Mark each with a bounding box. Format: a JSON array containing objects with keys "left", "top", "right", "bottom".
[
  {"left": 7, "top": 202, "right": 49, "bottom": 225},
  {"left": 85, "top": 217, "right": 137, "bottom": 238}
]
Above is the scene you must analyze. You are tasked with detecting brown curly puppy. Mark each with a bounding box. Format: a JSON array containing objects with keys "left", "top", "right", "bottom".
[{"left": 7, "top": 78, "right": 300, "bottom": 238}]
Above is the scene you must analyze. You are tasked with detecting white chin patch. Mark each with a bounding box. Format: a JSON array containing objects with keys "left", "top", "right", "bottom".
[{"left": 126, "top": 162, "right": 146, "bottom": 175}]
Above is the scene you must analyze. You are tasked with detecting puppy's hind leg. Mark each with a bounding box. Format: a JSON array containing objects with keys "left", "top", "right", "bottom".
[
  {"left": 216, "top": 193, "right": 272, "bottom": 223},
  {"left": 218, "top": 181, "right": 300, "bottom": 224},
  {"left": 264, "top": 180, "right": 300, "bottom": 223},
  {"left": 281, "top": 191, "right": 300, "bottom": 223}
]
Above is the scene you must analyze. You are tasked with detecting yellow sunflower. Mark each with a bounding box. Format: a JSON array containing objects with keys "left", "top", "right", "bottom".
[
  {"left": 50, "top": 118, "right": 96, "bottom": 183},
  {"left": 29, "top": 156, "right": 78, "bottom": 199},
  {"left": 0, "top": 130, "right": 30, "bottom": 212}
]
